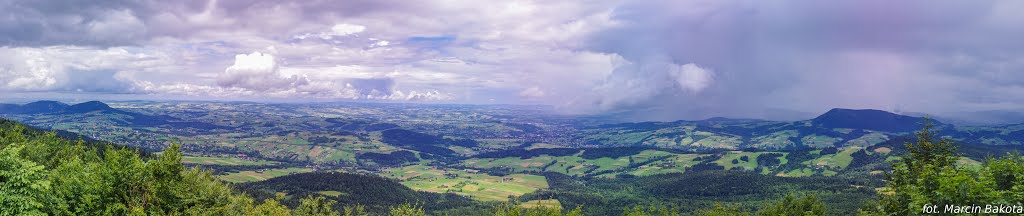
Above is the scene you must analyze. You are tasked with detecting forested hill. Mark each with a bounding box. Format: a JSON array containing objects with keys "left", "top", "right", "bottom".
[
  {"left": 811, "top": 108, "right": 936, "bottom": 132},
  {"left": 0, "top": 118, "right": 342, "bottom": 215},
  {"left": 238, "top": 172, "right": 480, "bottom": 215},
  {"left": 0, "top": 101, "right": 115, "bottom": 114}
]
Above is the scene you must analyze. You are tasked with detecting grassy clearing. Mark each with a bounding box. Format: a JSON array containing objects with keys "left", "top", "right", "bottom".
[
  {"left": 317, "top": 190, "right": 344, "bottom": 197},
  {"left": 750, "top": 130, "right": 798, "bottom": 149},
  {"left": 525, "top": 143, "right": 564, "bottom": 150},
  {"left": 846, "top": 132, "right": 889, "bottom": 147},
  {"left": 581, "top": 131, "right": 654, "bottom": 147},
  {"left": 628, "top": 154, "right": 703, "bottom": 176},
  {"left": 521, "top": 199, "right": 561, "bottom": 209},
  {"left": 873, "top": 147, "right": 892, "bottom": 154},
  {"left": 288, "top": 138, "right": 311, "bottom": 145},
  {"left": 383, "top": 165, "right": 548, "bottom": 201},
  {"left": 465, "top": 150, "right": 702, "bottom": 177},
  {"left": 182, "top": 155, "right": 278, "bottom": 166},
  {"left": 218, "top": 167, "right": 313, "bottom": 183},
  {"left": 476, "top": 138, "right": 523, "bottom": 149},
  {"left": 807, "top": 147, "right": 861, "bottom": 170},
  {"left": 778, "top": 168, "right": 814, "bottom": 177},
  {"left": 714, "top": 151, "right": 763, "bottom": 171},
  {"left": 958, "top": 157, "right": 982, "bottom": 167},
  {"left": 690, "top": 136, "right": 742, "bottom": 149},
  {"left": 801, "top": 135, "right": 841, "bottom": 148},
  {"left": 195, "top": 132, "right": 396, "bottom": 164}
]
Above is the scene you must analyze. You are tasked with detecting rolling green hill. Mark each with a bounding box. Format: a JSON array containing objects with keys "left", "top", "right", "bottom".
[{"left": 578, "top": 109, "right": 1024, "bottom": 151}]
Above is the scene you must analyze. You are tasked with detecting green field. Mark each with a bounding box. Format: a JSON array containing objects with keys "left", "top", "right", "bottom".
[
  {"left": 218, "top": 167, "right": 313, "bottom": 183},
  {"left": 317, "top": 190, "right": 345, "bottom": 197},
  {"left": 957, "top": 157, "right": 982, "bottom": 167},
  {"left": 182, "top": 155, "right": 278, "bottom": 166},
  {"left": 464, "top": 150, "right": 706, "bottom": 177},
  {"left": 180, "top": 132, "right": 399, "bottom": 164},
  {"left": 807, "top": 147, "right": 861, "bottom": 170},
  {"left": 779, "top": 168, "right": 815, "bottom": 177},
  {"left": 801, "top": 135, "right": 841, "bottom": 148},
  {"left": 628, "top": 154, "right": 703, "bottom": 176},
  {"left": 525, "top": 143, "right": 564, "bottom": 150},
  {"left": 714, "top": 151, "right": 765, "bottom": 171},
  {"left": 383, "top": 165, "right": 548, "bottom": 201},
  {"left": 465, "top": 150, "right": 692, "bottom": 176},
  {"left": 521, "top": 199, "right": 561, "bottom": 209}
]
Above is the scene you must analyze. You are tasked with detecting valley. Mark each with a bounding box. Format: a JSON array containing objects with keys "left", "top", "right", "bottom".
[{"left": 2, "top": 100, "right": 1023, "bottom": 214}]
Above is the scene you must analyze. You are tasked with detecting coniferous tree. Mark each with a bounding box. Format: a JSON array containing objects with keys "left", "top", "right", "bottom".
[
  {"left": 867, "top": 121, "right": 1024, "bottom": 215},
  {"left": 755, "top": 194, "right": 826, "bottom": 216},
  {"left": 295, "top": 196, "right": 340, "bottom": 216}
]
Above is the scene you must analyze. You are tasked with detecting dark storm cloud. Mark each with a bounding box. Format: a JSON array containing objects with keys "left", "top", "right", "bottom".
[
  {"left": 0, "top": 0, "right": 153, "bottom": 46},
  {"left": 348, "top": 77, "right": 396, "bottom": 96},
  {"left": 62, "top": 70, "right": 136, "bottom": 93},
  {"left": 579, "top": 0, "right": 1024, "bottom": 121},
  {"left": 0, "top": 0, "right": 410, "bottom": 46}
]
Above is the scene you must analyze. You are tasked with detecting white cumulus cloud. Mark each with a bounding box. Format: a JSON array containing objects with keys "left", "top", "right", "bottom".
[
  {"left": 669, "top": 63, "right": 714, "bottom": 93},
  {"left": 293, "top": 23, "right": 367, "bottom": 40},
  {"left": 217, "top": 51, "right": 309, "bottom": 91},
  {"left": 519, "top": 86, "right": 546, "bottom": 98},
  {"left": 331, "top": 23, "right": 366, "bottom": 36},
  {"left": 0, "top": 46, "right": 169, "bottom": 93}
]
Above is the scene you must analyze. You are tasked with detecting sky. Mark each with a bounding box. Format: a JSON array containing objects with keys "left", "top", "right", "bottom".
[{"left": 1, "top": 0, "right": 1024, "bottom": 121}]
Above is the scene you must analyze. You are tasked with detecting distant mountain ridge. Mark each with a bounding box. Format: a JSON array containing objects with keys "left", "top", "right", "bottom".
[
  {"left": 811, "top": 108, "right": 938, "bottom": 133},
  {"left": 580, "top": 108, "right": 1024, "bottom": 150},
  {"left": 595, "top": 108, "right": 935, "bottom": 132},
  {"left": 0, "top": 100, "right": 70, "bottom": 114},
  {"left": 0, "top": 100, "right": 114, "bottom": 114},
  {"left": 64, "top": 101, "right": 116, "bottom": 113},
  {"left": 1, "top": 101, "right": 228, "bottom": 133}
]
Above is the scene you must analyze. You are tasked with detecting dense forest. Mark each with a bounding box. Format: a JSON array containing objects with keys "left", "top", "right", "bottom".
[
  {"left": 238, "top": 172, "right": 480, "bottom": 214},
  {"left": 3, "top": 118, "right": 1024, "bottom": 215},
  {"left": 521, "top": 171, "right": 875, "bottom": 215},
  {"left": 0, "top": 119, "right": 321, "bottom": 215}
]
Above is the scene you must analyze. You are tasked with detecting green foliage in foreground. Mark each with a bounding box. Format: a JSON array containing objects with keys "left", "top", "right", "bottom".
[
  {"left": 756, "top": 194, "right": 827, "bottom": 216},
  {"left": 0, "top": 121, "right": 257, "bottom": 215},
  {"left": 860, "top": 122, "right": 1024, "bottom": 215},
  {"left": 696, "top": 204, "right": 747, "bottom": 216},
  {"left": 622, "top": 194, "right": 827, "bottom": 216},
  {"left": 0, "top": 121, "right": 349, "bottom": 216},
  {"left": 295, "top": 195, "right": 340, "bottom": 216},
  {"left": 491, "top": 202, "right": 582, "bottom": 216}
]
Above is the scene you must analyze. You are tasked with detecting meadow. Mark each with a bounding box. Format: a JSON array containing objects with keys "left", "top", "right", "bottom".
[
  {"left": 218, "top": 167, "right": 314, "bottom": 183},
  {"left": 182, "top": 155, "right": 279, "bottom": 166},
  {"left": 383, "top": 164, "right": 549, "bottom": 201}
]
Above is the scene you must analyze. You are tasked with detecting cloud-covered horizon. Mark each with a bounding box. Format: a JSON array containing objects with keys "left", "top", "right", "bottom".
[{"left": 2, "top": 0, "right": 1024, "bottom": 121}]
